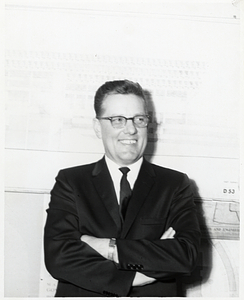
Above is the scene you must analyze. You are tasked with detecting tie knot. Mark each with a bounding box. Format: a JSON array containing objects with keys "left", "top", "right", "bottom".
[{"left": 119, "top": 167, "right": 130, "bottom": 175}]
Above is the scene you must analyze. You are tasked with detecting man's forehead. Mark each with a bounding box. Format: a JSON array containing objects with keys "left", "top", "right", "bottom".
[
  {"left": 103, "top": 93, "right": 145, "bottom": 104},
  {"left": 102, "top": 94, "right": 146, "bottom": 113}
]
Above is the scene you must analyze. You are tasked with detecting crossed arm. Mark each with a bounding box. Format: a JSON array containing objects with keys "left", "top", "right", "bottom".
[
  {"left": 45, "top": 170, "right": 200, "bottom": 296},
  {"left": 81, "top": 227, "right": 175, "bottom": 286}
]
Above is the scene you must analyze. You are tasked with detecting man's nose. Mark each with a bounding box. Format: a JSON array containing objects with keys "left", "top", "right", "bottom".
[{"left": 123, "top": 119, "right": 137, "bottom": 134}]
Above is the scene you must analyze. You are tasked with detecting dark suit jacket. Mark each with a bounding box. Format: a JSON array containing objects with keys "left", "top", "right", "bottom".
[{"left": 44, "top": 157, "right": 200, "bottom": 297}]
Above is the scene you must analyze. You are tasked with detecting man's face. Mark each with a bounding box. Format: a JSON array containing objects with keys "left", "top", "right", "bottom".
[{"left": 94, "top": 94, "right": 148, "bottom": 166}]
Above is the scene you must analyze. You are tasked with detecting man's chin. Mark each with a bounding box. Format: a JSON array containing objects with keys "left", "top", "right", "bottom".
[{"left": 118, "top": 154, "right": 141, "bottom": 165}]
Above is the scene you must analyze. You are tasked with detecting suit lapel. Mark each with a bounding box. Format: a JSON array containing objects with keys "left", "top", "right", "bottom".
[
  {"left": 121, "top": 159, "right": 156, "bottom": 238},
  {"left": 92, "top": 157, "right": 122, "bottom": 230}
]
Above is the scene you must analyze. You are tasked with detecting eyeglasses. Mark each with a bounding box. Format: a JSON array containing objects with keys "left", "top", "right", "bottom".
[{"left": 97, "top": 115, "right": 150, "bottom": 129}]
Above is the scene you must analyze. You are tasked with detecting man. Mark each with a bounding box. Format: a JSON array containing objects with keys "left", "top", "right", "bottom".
[{"left": 44, "top": 80, "right": 200, "bottom": 297}]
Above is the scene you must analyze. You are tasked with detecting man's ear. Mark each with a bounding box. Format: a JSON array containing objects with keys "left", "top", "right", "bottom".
[{"left": 93, "top": 118, "right": 102, "bottom": 139}]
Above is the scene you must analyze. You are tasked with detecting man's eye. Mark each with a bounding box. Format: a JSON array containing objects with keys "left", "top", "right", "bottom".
[
  {"left": 135, "top": 116, "right": 144, "bottom": 122},
  {"left": 113, "top": 117, "right": 124, "bottom": 123}
]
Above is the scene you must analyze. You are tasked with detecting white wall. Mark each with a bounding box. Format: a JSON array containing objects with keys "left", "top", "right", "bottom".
[{"left": 4, "top": 0, "right": 241, "bottom": 297}]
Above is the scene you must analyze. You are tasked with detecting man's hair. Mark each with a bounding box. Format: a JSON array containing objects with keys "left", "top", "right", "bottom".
[{"left": 94, "top": 79, "right": 147, "bottom": 117}]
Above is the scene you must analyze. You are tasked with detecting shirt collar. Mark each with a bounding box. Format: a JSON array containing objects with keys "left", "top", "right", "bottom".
[
  {"left": 105, "top": 155, "right": 142, "bottom": 173},
  {"left": 105, "top": 155, "right": 143, "bottom": 188}
]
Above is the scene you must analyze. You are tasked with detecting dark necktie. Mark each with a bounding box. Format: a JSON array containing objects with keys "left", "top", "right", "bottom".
[{"left": 119, "top": 167, "right": 132, "bottom": 220}]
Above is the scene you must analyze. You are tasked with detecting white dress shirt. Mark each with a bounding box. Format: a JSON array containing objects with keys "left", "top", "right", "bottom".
[
  {"left": 104, "top": 156, "right": 156, "bottom": 284},
  {"left": 105, "top": 156, "right": 143, "bottom": 203}
]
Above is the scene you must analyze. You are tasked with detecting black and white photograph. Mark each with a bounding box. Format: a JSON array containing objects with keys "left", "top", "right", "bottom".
[{"left": 3, "top": 0, "right": 243, "bottom": 298}]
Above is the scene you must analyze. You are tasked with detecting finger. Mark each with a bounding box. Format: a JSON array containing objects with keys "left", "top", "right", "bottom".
[
  {"left": 164, "top": 227, "right": 173, "bottom": 238},
  {"left": 160, "top": 227, "right": 175, "bottom": 239},
  {"left": 160, "top": 227, "right": 172, "bottom": 239},
  {"left": 80, "top": 234, "right": 89, "bottom": 242},
  {"left": 168, "top": 228, "right": 175, "bottom": 239}
]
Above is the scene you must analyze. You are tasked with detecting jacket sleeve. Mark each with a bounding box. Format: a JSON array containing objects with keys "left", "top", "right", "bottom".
[
  {"left": 116, "top": 173, "right": 201, "bottom": 280},
  {"left": 44, "top": 170, "right": 135, "bottom": 297}
]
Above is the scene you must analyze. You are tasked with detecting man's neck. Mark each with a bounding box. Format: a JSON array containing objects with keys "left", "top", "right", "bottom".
[
  {"left": 105, "top": 155, "right": 143, "bottom": 169},
  {"left": 105, "top": 155, "right": 143, "bottom": 202}
]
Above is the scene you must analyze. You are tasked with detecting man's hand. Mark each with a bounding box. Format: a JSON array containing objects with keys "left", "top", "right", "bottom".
[
  {"left": 132, "top": 272, "right": 156, "bottom": 286},
  {"left": 132, "top": 227, "right": 175, "bottom": 287},
  {"left": 160, "top": 227, "right": 175, "bottom": 239},
  {"left": 81, "top": 235, "right": 110, "bottom": 259},
  {"left": 81, "top": 227, "right": 175, "bottom": 261},
  {"left": 81, "top": 227, "right": 176, "bottom": 287}
]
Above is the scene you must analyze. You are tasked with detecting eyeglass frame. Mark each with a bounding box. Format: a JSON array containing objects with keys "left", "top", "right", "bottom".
[{"left": 96, "top": 114, "right": 150, "bottom": 128}]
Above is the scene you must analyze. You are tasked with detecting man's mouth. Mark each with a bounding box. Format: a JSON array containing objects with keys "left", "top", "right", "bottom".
[{"left": 120, "top": 139, "right": 137, "bottom": 145}]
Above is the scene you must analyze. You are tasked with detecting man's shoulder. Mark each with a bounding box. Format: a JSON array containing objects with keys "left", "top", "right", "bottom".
[
  {"left": 57, "top": 159, "right": 101, "bottom": 177},
  {"left": 146, "top": 160, "right": 186, "bottom": 179},
  {"left": 147, "top": 162, "right": 190, "bottom": 189}
]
